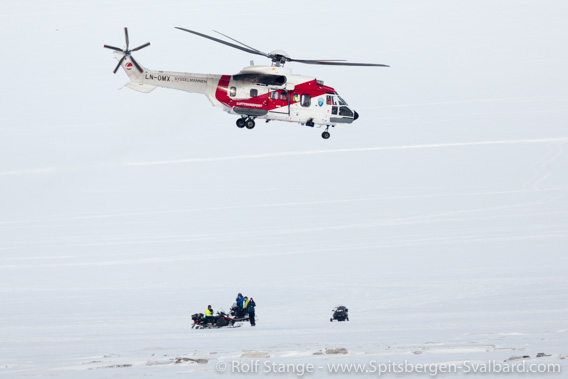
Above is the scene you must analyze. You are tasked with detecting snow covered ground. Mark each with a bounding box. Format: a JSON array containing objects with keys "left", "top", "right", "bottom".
[{"left": 1, "top": 0, "right": 567, "bottom": 377}]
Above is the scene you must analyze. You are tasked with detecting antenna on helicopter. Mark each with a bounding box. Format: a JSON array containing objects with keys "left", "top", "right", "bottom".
[
  {"left": 174, "top": 27, "right": 389, "bottom": 68},
  {"left": 104, "top": 27, "right": 150, "bottom": 73}
]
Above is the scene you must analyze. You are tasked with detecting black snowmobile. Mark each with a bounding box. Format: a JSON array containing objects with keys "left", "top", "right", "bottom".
[
  {"left": 229, "top": 303, "right": 251, "bottom": 322},
  {"left": 191, "top": 311, "right": 242, "bottom": 329},
  {"left": 330, "top": 306, "right": 349, "bottom": 322}
]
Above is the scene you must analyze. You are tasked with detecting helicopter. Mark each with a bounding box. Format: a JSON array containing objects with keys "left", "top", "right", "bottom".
[{"left": 104, "top": 27, "right": 388, "bottom": 139}]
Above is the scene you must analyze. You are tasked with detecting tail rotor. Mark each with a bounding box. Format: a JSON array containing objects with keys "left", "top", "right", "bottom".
[{"left": 104, "top": 27, "right": 150, "bottom": 74}]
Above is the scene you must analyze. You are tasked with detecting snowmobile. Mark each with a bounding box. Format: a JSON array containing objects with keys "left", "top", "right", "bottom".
[
  {"left": 229, "top": 303, "right": 251, "bottom": 322},
  {"left": 330, "top": 306, "right": 349, "bottom": 322},
  {"left": 191, "top": 311, "right": 242, "bottom": 329}
]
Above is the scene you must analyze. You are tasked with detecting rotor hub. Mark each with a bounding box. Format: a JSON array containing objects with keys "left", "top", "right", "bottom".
[
  {"left": 103, "top": 27, "right": 150, "bottom": 74},
  {"left": 269, "top": 50, "right": 290, "bottom": 66}
]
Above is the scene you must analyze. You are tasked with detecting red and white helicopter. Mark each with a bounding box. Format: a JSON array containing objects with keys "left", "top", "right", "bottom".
[{"left": 104, "top": 27, "right": 388, "bottom": 139}]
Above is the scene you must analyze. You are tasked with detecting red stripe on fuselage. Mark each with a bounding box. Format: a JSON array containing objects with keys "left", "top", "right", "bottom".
[
  {"left": 214, "top": 76, "right": 336, "bottom": 112},
  {"left": 214, "top": 75, "right": 232, "bottom": 107}
]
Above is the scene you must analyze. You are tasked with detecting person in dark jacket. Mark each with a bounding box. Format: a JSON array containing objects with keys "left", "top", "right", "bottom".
[{"left": 247, "top": 298, "right": 256, "bottom": 326}]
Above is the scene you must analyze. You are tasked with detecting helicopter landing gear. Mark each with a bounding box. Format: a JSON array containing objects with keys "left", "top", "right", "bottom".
[
  {"left": 322, "top": 126, "right": 331, "bottom": 139},
  {"left": 245, "top": 118, "right": 256, "bottom": 129},
  {"left": 236, "top": 117, "right": 256, "bottom": 129}
]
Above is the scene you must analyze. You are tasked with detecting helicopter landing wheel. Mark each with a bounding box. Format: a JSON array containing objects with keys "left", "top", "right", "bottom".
[
  {"left": 236, "top": 118, "right": 245, "bottom": 128},
  {"left": 322, "top": 131, "right": 331, "bottom": 139},
  {"left": 245, "top": 118, "right": 256, "bottom": 129}
]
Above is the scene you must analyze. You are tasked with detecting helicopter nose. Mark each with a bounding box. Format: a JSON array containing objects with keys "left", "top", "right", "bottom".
[{"left": 354, "top": 111, "right": 359, "bottom": 121}]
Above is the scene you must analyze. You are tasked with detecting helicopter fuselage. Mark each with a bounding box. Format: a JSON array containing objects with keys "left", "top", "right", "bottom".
[{"left": 116, "top": 52, "right": 358, "bottom": 131}]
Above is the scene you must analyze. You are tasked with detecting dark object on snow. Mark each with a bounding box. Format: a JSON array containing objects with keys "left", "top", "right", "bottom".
[
  {"left": 330, "top": 306, "right": 349, "bottom": 322},
  {"left": 504, "top": 355, "right": 530, "bottom": 362},
  {"left": 174, "top": 357, "right": 208, "bottom": 364},
  {"left": 248, "top": 298, "right": 256, "bottom": 327},
  {"left": 326, "top": 348, "right": 348, "bottom": 355},
  {"left": 191, "top": 311, "right": 241, "bottom": 329},
  {"left": 229, "top": 303, "right": 251, "bottom": 323}
]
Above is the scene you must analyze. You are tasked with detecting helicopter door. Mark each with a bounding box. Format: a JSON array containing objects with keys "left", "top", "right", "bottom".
[
  {"left": 268, "top": 90, "right": 290, "bottom": 115},
  {"left": 327, "top": 94, "right": 338, "bottom": 119}
]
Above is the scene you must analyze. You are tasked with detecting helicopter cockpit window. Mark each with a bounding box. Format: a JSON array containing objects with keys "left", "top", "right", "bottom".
[
  {"left": 326, "top": 95, "right": 337, "bottom": 105},
  {"left": 337, "top": 95, "right": 347, "bottom": 106},
  {"left": 250, "top": 89, "right": 258, "bottom": 98},
  {"left": 301, "top": 94, "right": 311, "bottom": 107},
  {"left": 271, "top": 91, "right": 279, "bottom": 100},
  {"left": 339, "top": 106, "right": 354, "bottom": 117},
  {"left": 229, "top": 87, "right": 236, "bottom": 97}
]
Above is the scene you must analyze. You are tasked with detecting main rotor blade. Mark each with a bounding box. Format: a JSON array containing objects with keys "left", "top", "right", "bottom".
[
  {"left": 113, "top": 55, "right": 126, "bottom": 74},
  {"left": 130, "top": 55, "right": 144, "bottom": 73},
  {"left": 294, "top": 59, "right": 348, "bottom": 62},
  {"left": 290, "top": 58, "right": 389, "bottom": 67},
  {"left": 124, "top": 27, "right": 129, "bottom": 50},
  {"left": 104, "top": 44, "right": 124, "bottom": 52},
  {"left": 175, "top": 27, "right": 269, "bottom": 58},
  {"left": 132, "top": 42, "right": 151, "bottom": 52},
  {"left": 212, "top": 30, "right": 269, "bottom": 57}
]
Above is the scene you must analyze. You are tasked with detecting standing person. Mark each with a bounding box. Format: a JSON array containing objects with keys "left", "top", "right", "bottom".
[
  {"left": 247, "top": 298, "right": 256, "bottom": 326},
  {"left": 236, "top": 293, "right": 244, "bottom": 317}
]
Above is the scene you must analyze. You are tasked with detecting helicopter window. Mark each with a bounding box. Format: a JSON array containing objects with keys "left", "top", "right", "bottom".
[
  {"left": 292, "top": 94, "right": 300, "bottom": 103},
  {"left": 301, "top": 94, "right": 311, "bottom": 107},
  {"left": 280, "top": 92, "right": 288, "bottom": 101},
  {"left": 332, "top": 106, "right": 338, "bottom": 115},
  {"left": 326, "top": 95, "right": 337, "bottom": 105},
  {"left": 250, "top": 89, "right": 258, "bottom": 98},
  {"left": 339, "top": 106, "right": 353, "bottom": 117},
  {"left": 270, "top": 91, "right": 279, "bottom": 100},
  {"left": 337, "top": 95, "right": 347, "bottom": 106},
  {"left": 229, "top": 87, "right": 236, "bottom": 97}
]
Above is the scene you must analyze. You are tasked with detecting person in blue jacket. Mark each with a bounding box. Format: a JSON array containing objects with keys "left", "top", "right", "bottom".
[{"left": 236, "top": 293, "right": 244, "bottom": 317}]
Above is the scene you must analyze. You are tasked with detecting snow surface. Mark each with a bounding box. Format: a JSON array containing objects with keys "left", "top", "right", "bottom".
[{"left": 1, "top": 0, "right": 567, "bottom": 377}]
